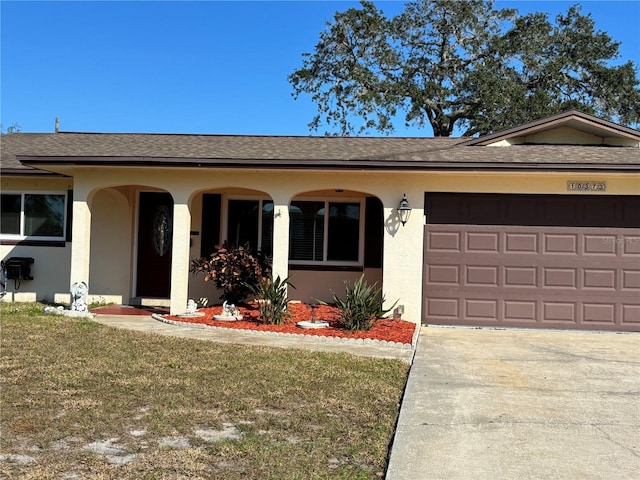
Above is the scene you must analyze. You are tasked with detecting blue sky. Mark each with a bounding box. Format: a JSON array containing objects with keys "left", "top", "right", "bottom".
[{"left": 2, "top": 1, "right": 639, "bottom": 137}]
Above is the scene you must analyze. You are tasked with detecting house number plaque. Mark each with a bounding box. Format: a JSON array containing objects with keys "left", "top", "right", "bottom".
[{"left": 567, "top": 181, "right": 606, "bottom": 192}]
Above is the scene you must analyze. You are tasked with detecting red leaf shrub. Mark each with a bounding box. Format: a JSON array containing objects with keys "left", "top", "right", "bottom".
[
  {"left": 190, "top": 242, "right": 271, "bottom": 304},
  {"left": 163, "top": 302, "right": 416, "bottom": 345}
]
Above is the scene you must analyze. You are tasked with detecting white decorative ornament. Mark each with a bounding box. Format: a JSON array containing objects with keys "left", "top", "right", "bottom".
[
  {"left": 70, "top": 281, "right": 89, "bottom": 312},
  {"left": 152, "top": 206, "right": 172, "bottom": 256},
  {"left": 186, "top": 299, "right": 198, "bottom": 314}
]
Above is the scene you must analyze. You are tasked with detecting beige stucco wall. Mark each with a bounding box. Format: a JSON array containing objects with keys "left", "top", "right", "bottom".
[
  {"left": 420, "top": 171, "right": 640, "bottom": 196},
  {"left": 282, "top": 268, "right": 383, "bottom": 305},
  {"left": 4, "top": 166, "right": 639, "bottom": 323},
  {"left": 88, "top": 187, "right": 133, "bottom": 304},
  {"left": 0, "top": 176, "right": 73, "bottom": 302},
  {"left": 0, "top": 242, "right": 71, "bottom": 303}
]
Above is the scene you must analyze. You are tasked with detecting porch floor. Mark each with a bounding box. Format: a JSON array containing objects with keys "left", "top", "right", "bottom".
[{"left": 90, "top": 304, "right": 170, "bottom": 316}]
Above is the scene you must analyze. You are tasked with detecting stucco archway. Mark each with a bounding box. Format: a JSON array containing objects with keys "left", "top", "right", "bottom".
[
  {"left": 187, "top": 186, "right": 275, "bottom": 305},
  {"left": 84, "top": 184, "right": 175, "bottom": 304},
  {"left": 88, "top": 187, "right": 132, "bottom": 303},
  {"left": 286, "top": 188, "right": 385, "bottom": 304}
]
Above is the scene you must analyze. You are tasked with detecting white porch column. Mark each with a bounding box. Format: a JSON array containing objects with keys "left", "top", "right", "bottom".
[
  {"left": 169, "top": 200, "right": 192, "bottom": 315},
  {"left": 270, "top": 200, "right": 290, "bottom": 287},
  {"left": 381, "top": 190, "right": 424, "bottom": 324},
  {"left": 69, "top": 194, "right": 92, "bottom": 291}
]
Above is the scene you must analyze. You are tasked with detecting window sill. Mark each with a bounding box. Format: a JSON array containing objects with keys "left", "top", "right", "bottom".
[
  {"left": 1, "top": 239, "right": 67, "bottom": 247},
  {"left": 289, "top": 264, "right": 363, "bottom": 272}
]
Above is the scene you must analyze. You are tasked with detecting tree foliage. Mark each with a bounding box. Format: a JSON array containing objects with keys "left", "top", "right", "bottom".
[
  {"left": 1, "top": 122, "right": 22, "bottom": 134},
  {"left": 289, "top": 0, "right": 640, "bottom": 137}
]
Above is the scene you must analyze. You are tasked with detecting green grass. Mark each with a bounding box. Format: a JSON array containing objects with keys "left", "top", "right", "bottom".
[{"left": 0, "top": 303, "right": 409, "bottom": 479}]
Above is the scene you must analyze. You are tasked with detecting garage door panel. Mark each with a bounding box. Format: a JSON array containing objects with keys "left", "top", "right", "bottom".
[
  {"left": 544, "top": 234, "right": 578, "bottom": 254},
  {"left": 427, "top": 261, "right": 637, "bottom": 290},
  {"left": 583, "top": 269, "right": 617, "bottom": 290},
  {"left": 424, "top": 212, "right": 640, "bottom": 331},
  {"left": 427, "top": 231, "right": 461, "bottom": 251},
  {"left": 622, "top": 270, "right": 640, "bottom": 290},
  {"left": 504, "top": 267, "right": 537, "bottom": 287},
  {"left": 543, "top": 268, "right": 578, "bottom": 289},
  {"left": 623, "top": 237, "right": 640, "bottom": 254},
  {"left": 622, "top": 305, "right": 640, "bottom": 324},
  {"left": 465, "top": 266, "right": 499, "bottom": 286},
  {"left": 583, "top": 235, "right": 618, "bottom": 255},
  {"left": 466, "top": 232, "right": 499, "bottom": 252},
  {"left": 582, "top": 303, "right": 616, "bottom": 325},
  {"left": 504, "top": 300, "right": 537, "bottom": 322},
  {"left": 542, "top": 302, "right": 577, "bottom": 323},
  {"left": 505, "top": 233, "right": 538, "bottom": 253},
  {"left": 426, "top": 264, "right": 460, "bottom": 285},
  {"left": 425, "top": 297, "right": 459, "bottom": 319},
  {"left": 423, "top": 292, "right": 640, "bottom": 328},
  {"left": 464, "top": 299, "right": 498, "bottom": 320}
]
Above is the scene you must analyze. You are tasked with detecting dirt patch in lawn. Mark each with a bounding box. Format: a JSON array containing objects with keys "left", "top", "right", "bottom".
[{"left": 163, "top": 302, "right": 416, "bottom": 345}]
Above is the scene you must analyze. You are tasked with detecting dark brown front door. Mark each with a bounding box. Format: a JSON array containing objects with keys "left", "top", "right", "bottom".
[{"left": 136, "top": 192, "right": 173, "bottom": 297}]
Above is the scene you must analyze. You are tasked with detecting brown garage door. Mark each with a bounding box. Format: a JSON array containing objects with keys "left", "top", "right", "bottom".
[{"left": 423, "top": 194, "right": 640, "bottom": 331}]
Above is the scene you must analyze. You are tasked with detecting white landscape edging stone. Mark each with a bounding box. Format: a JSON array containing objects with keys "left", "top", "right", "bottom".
[{"left": 152, "top": 314, "right": 416, "bottom": 350}]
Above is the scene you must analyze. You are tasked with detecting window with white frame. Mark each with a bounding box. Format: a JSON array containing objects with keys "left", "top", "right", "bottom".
[
  {"left": 289, "top": 199, "right": 362, "bottom": 264},
  {"left": 0, "top": 192, "right": 67, "bottom": 240}
]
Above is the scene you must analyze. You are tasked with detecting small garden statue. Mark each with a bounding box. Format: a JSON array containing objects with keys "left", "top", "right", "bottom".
[
  {"left": 186, "top": 299, "right": 198, "bottom": 315},
  {"left": 222, "top": 301, "right": 240, "bottom": 319},
  {"left": 212, "top": 300, "right": 243, "bottom": 321},
  {"left": 70, "top": 281, "right": 89, "bottom": 312}
]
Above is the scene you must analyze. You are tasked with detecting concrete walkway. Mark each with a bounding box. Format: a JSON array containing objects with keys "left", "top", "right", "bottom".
[
  {"left": 386, "top": 327, "right": 640, "bottom": 480},
  {"left": 93, "top": 314, "right": 416, "bottom": 363}
]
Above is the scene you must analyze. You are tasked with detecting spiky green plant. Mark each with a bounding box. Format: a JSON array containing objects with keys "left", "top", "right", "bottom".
[
  {"left": 327, "top": 275, "right": 397, "bottom": 331},
  {"left": 251, "top": 275, "right": 296, "bottom": 325}
]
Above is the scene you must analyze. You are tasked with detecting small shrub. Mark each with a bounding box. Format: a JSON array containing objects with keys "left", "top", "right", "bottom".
[
  {"left": 251, "top": 275, "right": 296, "bottom": 325},
  {"left": 190, "top": 242, "right": 271, "bottom": 304},
  {"left": 326, "top": 275, "right": 397, "bottom": 331},
  {"left": 88, "top": 297, "right": 114, "bottom": 310}
]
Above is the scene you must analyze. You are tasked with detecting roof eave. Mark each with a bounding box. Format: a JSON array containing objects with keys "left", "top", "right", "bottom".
[
  {"left": 0, "top": 167, "right": 69, "bottom": 177},
  {"left": 18, "top": 156, "right": 640, "bottom": 173}
]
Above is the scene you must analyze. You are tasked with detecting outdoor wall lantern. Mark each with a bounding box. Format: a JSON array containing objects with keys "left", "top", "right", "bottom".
[{"left": 397, "top": 194, "right": 412, "bottom": 226}]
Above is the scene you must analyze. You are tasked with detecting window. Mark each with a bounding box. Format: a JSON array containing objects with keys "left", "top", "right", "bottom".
[
  {"left": 1, "top": 192, "right": 67, "bottom": 240},
  {"left": 289, "top": 200, "right": 362, "bottom": 264},
  {"left": 289, "top": 201, "right": 324, "bottom": 261},
  {"left": 226, "top": 199, "right": 273, "bottom": 256}
]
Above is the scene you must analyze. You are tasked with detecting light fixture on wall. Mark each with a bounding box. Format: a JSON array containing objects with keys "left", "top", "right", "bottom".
[{"left": 397, "top": 194, "right": 412, "bottom": 226}]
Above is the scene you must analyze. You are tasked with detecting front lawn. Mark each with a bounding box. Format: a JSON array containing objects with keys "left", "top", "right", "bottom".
[{"left": 0, "top": 303, "right": 409, "bottom": 479}]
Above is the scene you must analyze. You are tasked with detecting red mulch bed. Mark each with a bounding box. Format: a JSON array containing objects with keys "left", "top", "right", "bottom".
[{"left": 163, "top": 302, "right": 416, "bottom": 345}]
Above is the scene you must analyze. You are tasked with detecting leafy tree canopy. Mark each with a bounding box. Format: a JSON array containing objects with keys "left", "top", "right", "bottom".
[
  {"left": 289, "top": 0, "right": 640, "bottom": 137},
  {"left": 1, "top": 122, "right": 21, "bottom": 134}
]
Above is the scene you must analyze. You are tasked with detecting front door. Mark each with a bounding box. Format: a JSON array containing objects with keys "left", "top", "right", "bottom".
[{"left": 136, "top": 192, "right": 173, "bottom": 297}]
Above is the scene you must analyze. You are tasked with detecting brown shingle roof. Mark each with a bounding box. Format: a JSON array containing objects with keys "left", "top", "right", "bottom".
[{"left": 2, "top": 131, "right": 639, "bottom": 174}]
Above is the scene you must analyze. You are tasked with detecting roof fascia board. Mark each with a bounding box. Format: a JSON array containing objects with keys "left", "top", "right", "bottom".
[
  {"left": 17, "top": 156, "right": 640, "bottom": 173},
  {"left": 0, "top": 168, "right": 68, "bottom": 177}
]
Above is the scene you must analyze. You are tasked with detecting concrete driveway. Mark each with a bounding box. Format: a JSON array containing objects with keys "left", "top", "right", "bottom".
[{"left": 386, "top": 327, "right": 640, "bottom": 480}]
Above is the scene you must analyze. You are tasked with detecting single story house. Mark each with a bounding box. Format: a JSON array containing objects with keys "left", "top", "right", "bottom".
[{"left": 1, "top": 110, "right": 639, "bottom": 331}]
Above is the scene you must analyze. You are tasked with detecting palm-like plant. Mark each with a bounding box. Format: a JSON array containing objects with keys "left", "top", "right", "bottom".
[{"left": 326, "top": 275, "right": 396, "bottom": 331}]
